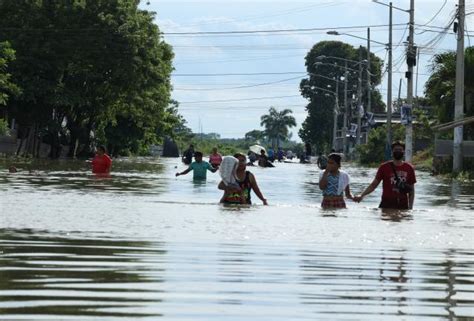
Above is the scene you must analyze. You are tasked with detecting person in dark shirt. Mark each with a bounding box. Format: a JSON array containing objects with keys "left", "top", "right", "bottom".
[{"left": 182, "top": 144, "right": 194, "bottom": 165}]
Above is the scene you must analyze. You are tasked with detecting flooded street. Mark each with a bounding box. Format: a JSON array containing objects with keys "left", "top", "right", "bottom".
[{"left": 0, "top": 157, "right": 473, "bottom": 320}]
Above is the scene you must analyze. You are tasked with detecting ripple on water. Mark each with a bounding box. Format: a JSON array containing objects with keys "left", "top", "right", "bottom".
[{"left": 0, "top": 231, "right": 473, "bottom": 320}]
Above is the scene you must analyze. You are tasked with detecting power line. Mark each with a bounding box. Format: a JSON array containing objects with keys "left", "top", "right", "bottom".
[
  {"left": 419, "top": 0, "right": 448, "bottom": 27},
  {"left": 162, "top": 23, "right": 408, "bottom": 35},
  {"left": 178, "top": 94, "right": 302, "bottom": 104},
  {"left": 178, "top": 104, "right": 306, "bottom": 111},
  {"left": 174, "top": 76, "right": 302, "bottom": 91},
  {"left": 172, "top": 72, "right": 306, "bottom": 76},
  {"left": 167, "top": 1, "right": 347, "bottom": 28}
]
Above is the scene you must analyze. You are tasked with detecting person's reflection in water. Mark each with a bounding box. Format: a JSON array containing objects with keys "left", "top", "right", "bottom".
[
  {"left": 380, "top": 208, "right": 413, "bottom": 222},
  {"left": 449, "top": 180, "right": 461, "bottom": 207}
]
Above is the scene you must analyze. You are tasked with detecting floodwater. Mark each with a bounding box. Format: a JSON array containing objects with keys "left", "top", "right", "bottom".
[{"left": 0, "top": 157, "right": 473, "bottom": 320}]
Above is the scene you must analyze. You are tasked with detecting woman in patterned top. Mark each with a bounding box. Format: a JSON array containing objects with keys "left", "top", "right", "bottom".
[{"left": 318, "top": 153, "right": 353, "bottom": 209}]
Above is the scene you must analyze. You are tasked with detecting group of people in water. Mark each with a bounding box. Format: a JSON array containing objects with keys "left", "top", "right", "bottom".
[
  {"left": 176, "top": 146, "right": 268, "bottom": 205},
  {"left": 15, "top": 140, "right": 412, "bottom": 210},
  {"left": 7, "top": 139, "right": 416, "bottom": 210},
  {"left": 175, "top": 141, "right": 416, "bottom": 210}
]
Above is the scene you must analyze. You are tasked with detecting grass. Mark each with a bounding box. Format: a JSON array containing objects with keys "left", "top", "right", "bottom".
[{"left": 412, "top": 148, "right": 433, "bottom": 172}]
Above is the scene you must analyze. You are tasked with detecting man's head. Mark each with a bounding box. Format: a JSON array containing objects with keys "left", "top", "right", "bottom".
[
  {"left": 391, "top": 141, "right": 405, "bottom": 161},
  {"left": 260, "top": 149, "right": 265, "bottom": 155},
  {"left": 234, "top": 153, "right": 247, "bottom": 170},
  {"left": 96, "top": 145, "right": 106, "bottom": 156},
  {"left": 212, "top": 147, "right": 218, "bottom": 153},
  {"left": 194, "top": 151, "right": 203, "bottom": 162},
  {"left": 8, "top": 166, "right": 17, "bottom": 173}
]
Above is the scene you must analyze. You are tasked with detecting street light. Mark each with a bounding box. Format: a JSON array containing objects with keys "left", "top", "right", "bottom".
[
  {"left": 326, "top": 31, "right": 387, "bottom": 147},
  {"left": 316, "top": 55, "right": 365, "bottom": 65},
  {"left": 326, "top": 30, "right": 387, "bottom": 46},
  {"left": 314, "top": 58, "right": 376, "bottom": 148},
  {"left": 372, "top": 0, "right": 415, "bottom": 162},
  {"left": 313, "top": 61, "right": 376, "bottom": 76}
]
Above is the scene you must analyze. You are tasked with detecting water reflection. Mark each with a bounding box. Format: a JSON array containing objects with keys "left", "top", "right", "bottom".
[
  {"left": 2, "top": 158, "right": 474, "bottom": 209},
  {"left": 1, "top": 158, "right": 474, "bottom": 319},
  {"left": 0, "top": 229, "right": 166, "bottom": 318},
  {"left": 297, "top": 248, "right": 473, "bottom": 319},
  {"left": 0, "top": 158, "right": 169, "bottom": 195},
  {"left": 380, "top": 208, "right": 413, "bottom": 222},
  {"left": 0, "top": 230, "right": 473, "bottom": 320}
]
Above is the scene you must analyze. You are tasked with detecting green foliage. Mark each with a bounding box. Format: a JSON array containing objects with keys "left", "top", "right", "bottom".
[
  {"left": 244, "top": 129, "right": 265, "bottom": 142},
  {"left": 356, "top": 124, "right": 405, "bottom": 165},
  {"left": 0, "top": 0, "right": 175, "bottom": 157},
  {"left": 0, "top": 41, "right": 20, "bottom": 106},
  {"left": 425, "top": 47, "right": 474, "bottom": 139},
  {"left": 412, "top": 108, "right": 434, "bottom": 141},
  {"left": 412, "top": 148, "right": 433, "bottom": 171},
  {"left": 260, "top": 107, "right": 296, "bottom": 148},
  {"left": 0, "top": 118, "right": 8, "bottom": 135},
  {"left": 299, "top": 41, "right": 384, "bottom": 151}
]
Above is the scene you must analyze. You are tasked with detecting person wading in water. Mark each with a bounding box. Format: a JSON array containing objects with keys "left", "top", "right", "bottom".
[
  {"left": 354, "top": 141, "right": 416, "bottom": 210},
  {"left": 218, "top": 153, "right": 268, "bottom": 205},
  {"left": 318, "top": 153, "right": 353, "bottom": 209}
]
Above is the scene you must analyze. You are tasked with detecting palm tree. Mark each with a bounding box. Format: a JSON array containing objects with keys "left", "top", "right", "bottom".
[
  {"left": 425, "top": 47, "right": 474, "bottom": 138},
  {"left": 260, "top": 107, "right": 296, "bottom": 149}
]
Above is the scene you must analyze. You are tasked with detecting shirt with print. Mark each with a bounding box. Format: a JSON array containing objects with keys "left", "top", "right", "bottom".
[
  {"left": 189, "top": 161, "right": 213, "bottom": 180},
  {"left": 376, "top": 161, "right": 416, "bottom": 208},
  {"left": 322, "top": 173, "right": 341, "bottom": 196}
]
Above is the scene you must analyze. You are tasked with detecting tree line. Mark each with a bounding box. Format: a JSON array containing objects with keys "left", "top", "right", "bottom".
[{"left": 0, "top": 0, "right": 186, "bottom": 157}]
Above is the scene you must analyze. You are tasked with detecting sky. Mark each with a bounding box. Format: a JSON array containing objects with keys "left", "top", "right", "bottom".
[{"left": 139, "top": 0, "right": 474, "bottom": 141}]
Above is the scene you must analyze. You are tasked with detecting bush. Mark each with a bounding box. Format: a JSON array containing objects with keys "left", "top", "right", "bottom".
[
  {"left": 357, "top": 124, "right": 404, "bottom": 165},
  {"left": 0, "top": 118, "right": 9, "bottom": 136}
]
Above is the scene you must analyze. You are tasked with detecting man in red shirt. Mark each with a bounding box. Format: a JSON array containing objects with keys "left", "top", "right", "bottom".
[
  {"left": 354, "top": 141, "right": 416, "bottom": 209},
  {"left": 92, "top": 145, "right": 112, "bottom": 174}
]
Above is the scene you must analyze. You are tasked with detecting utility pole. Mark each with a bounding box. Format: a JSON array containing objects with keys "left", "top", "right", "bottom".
[
  {"left": 386, "top": 2, "right": 393, "bottom": 158},
  {"left": 398, "top": 78, "right": 402, "bottom": 109},
  {"left": 453, "top": 0, "right": 465, "bottom": 172},
  {"left": 343, "top": 60, "right": 348, "bottom": 155},
  {"left": 405, "top": 0, "right": 415, "bottom": 162},
  {"left": 356, "top": 46, "right": 363, "bottom": 145},
  {"left": 367, "top": 27, "right": 371, "bottom": 113},
  {"left": 333, "top": 79, "right": 339, "bottom": 150}
]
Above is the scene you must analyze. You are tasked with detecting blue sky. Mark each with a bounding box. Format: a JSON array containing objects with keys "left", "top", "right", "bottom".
[{"left": 140, "top": 0, "right": 474, "bottom": 140}]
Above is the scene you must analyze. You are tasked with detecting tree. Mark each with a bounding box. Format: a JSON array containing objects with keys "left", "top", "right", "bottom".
[
  {"left": 298, "top": 41, "right": 384, "bottom": 152},
  {"left": 0, "top": 41, "right": 20, "bottom": 109},
  {"left": 425, "top": 47, "right": 474, "bottom": 139},
  {"left": 244, "top": 129, "right": 265, "bottom": 142},
  {"left": 0, "top": 0, "right": 174, "bottom": 157},
  {"left": 260, "top": 107, "right": 296, "bottom": 149}
]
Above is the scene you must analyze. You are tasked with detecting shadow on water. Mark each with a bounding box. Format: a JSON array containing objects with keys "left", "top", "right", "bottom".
[{"left": 0, "top": 229, "right": 167, "bottom": 318}]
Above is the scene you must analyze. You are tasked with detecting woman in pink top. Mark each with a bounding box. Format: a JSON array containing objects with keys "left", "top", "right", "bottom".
[{"left": 209, "top": 147, "right": 223, "bottom": 169}]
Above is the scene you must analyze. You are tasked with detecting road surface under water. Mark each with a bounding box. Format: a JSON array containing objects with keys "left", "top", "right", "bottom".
[{"left": 0, "top": 157, "right": 473, "bottom": 320}]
